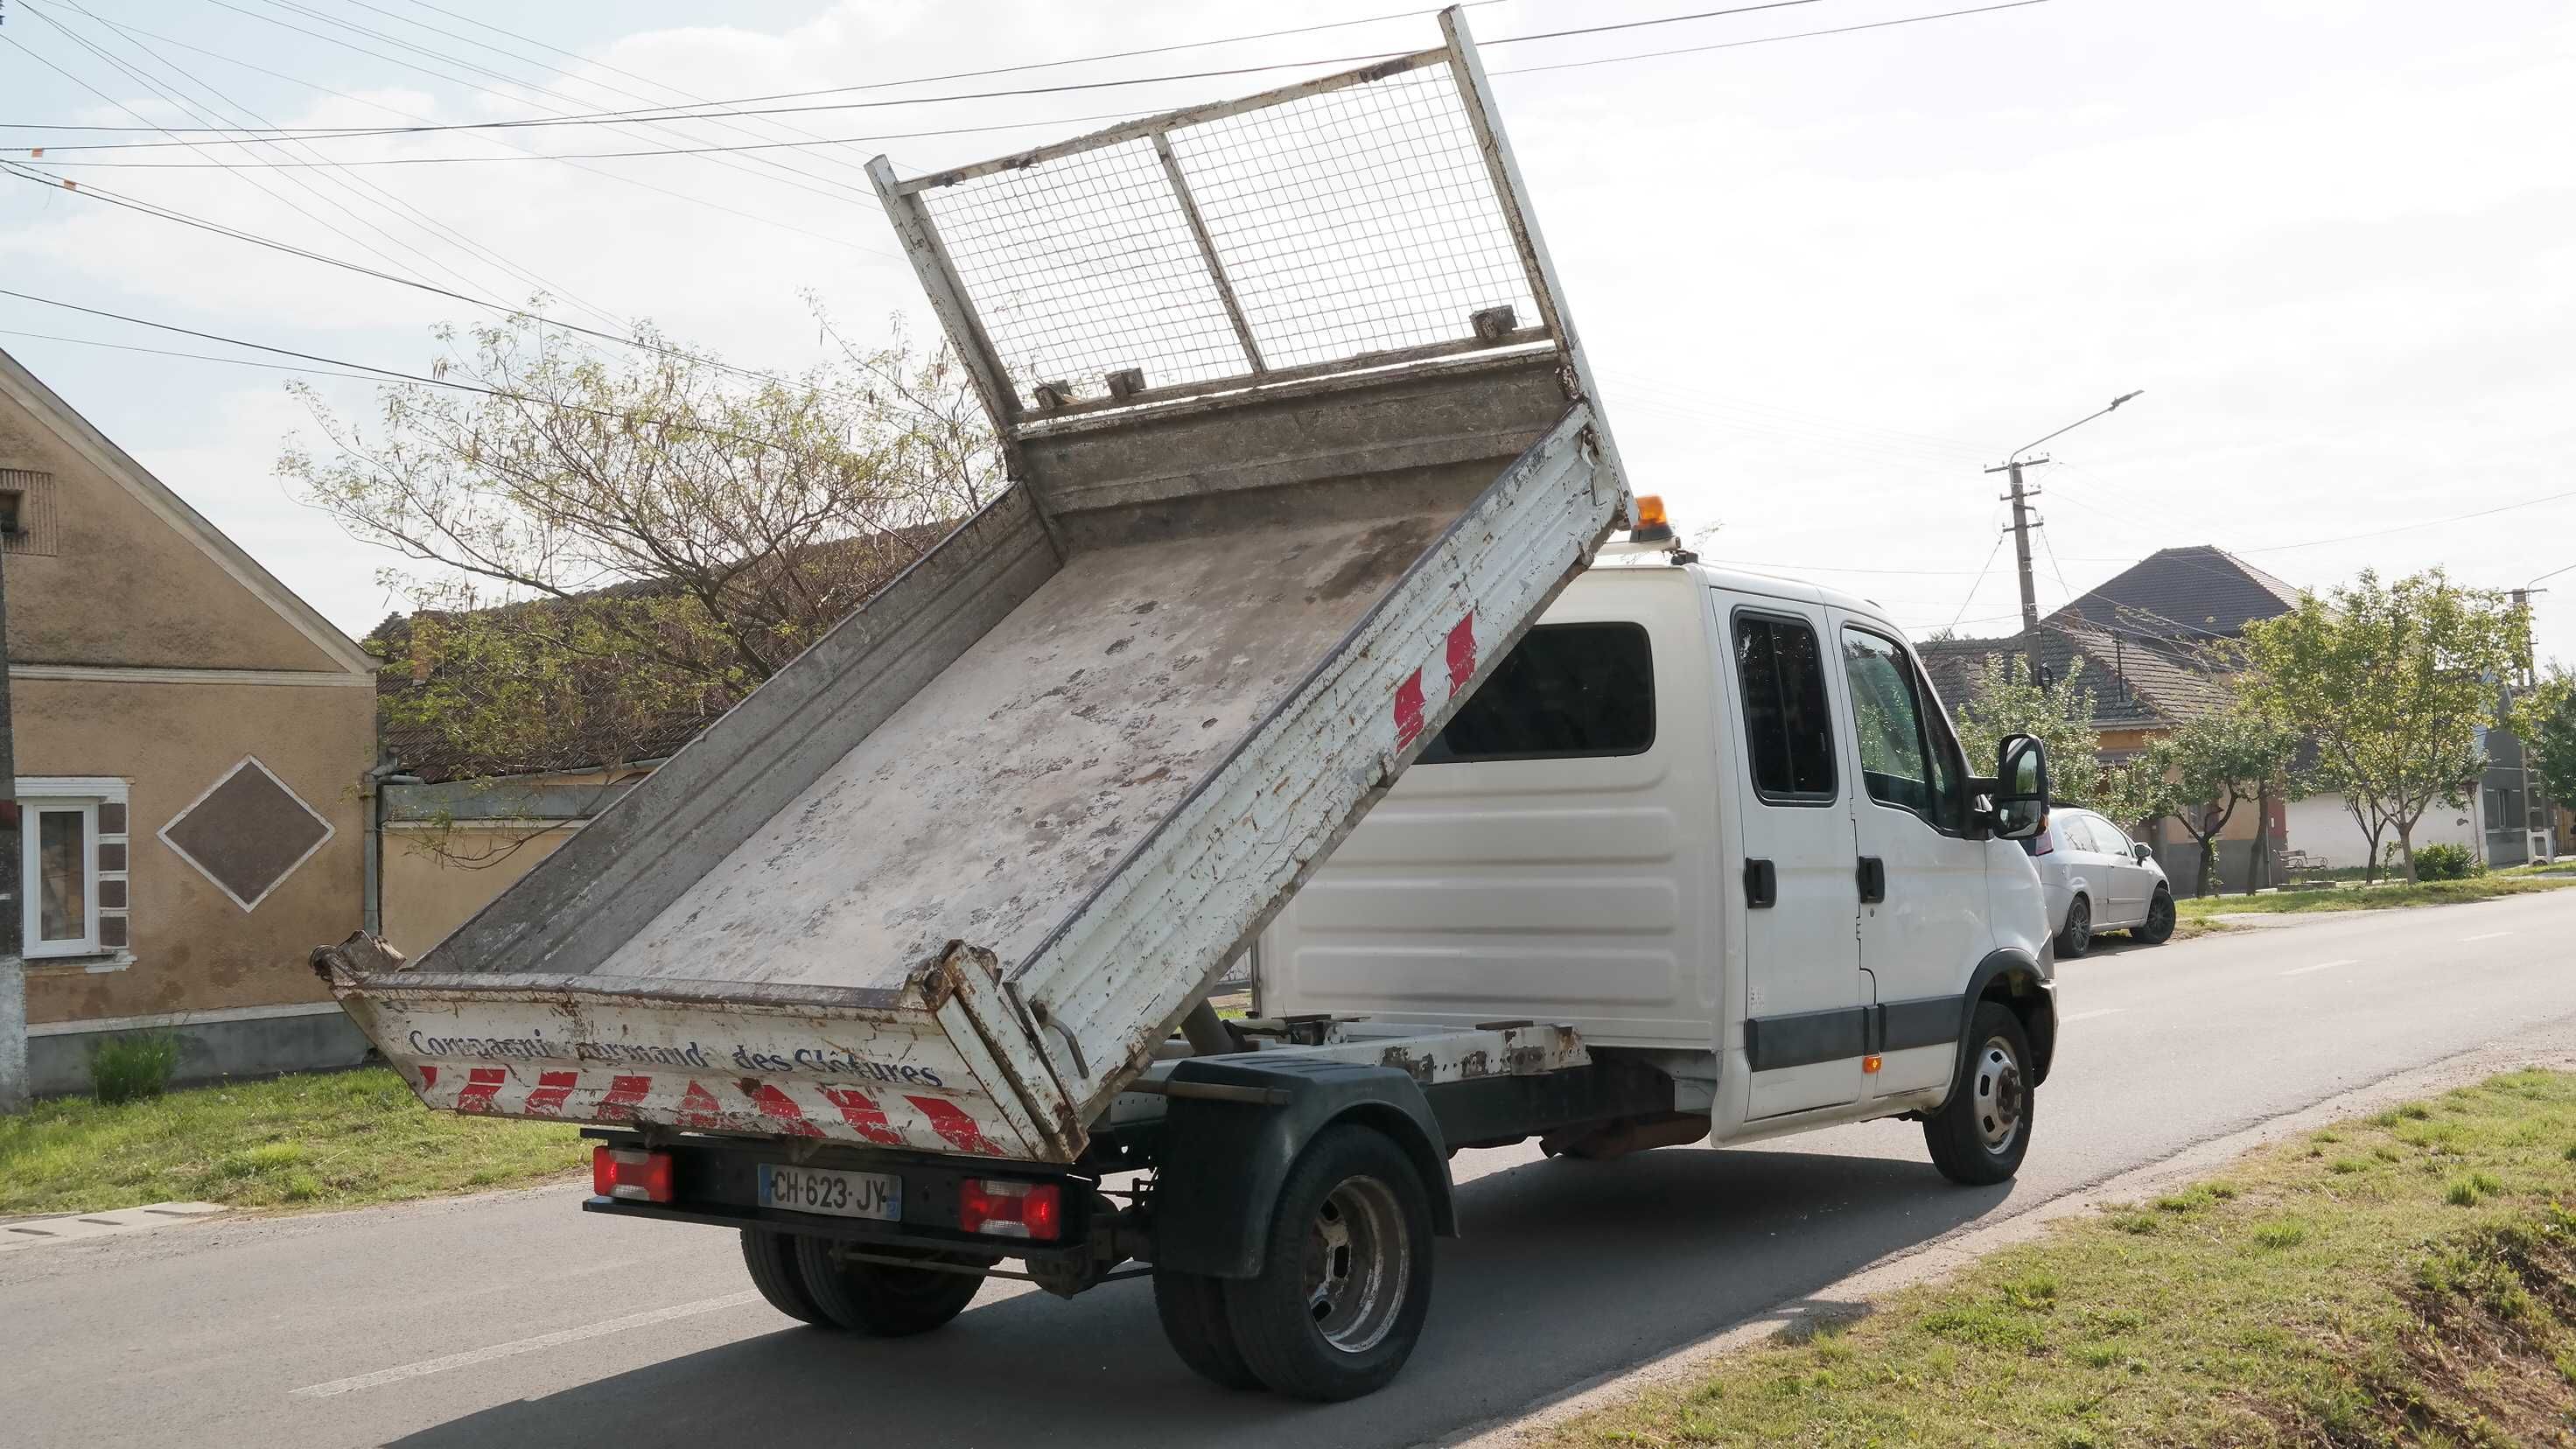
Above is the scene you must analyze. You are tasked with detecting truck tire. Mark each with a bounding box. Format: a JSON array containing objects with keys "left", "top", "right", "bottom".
[
  {"left": 1153, "top": 1267, "right": 1263, "bottom": 1390},
  {"left": 1222, "top": 1124, "right": 1435, "bottom": 1402},
  {"left": 1922, "top": 1001, "right": 2034, "bottom": 1186},
  {"left": 2055, "top": 894, "right": 2092, "bottom": 958},
  {"left": 2132, "top": 887, "right": 2176, "bottom": 945},
  {"left": 740, "top": 1228, "right": 834, "bottom": 1326},
  {"left": 791, "top": 1236, "right": 990, "bottom": 1337}
]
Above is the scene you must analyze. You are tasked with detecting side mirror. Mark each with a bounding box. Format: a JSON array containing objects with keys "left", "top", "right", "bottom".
[
  {"left": 2132, "top": 842, "right": 2153, "bottom": 864},
  {"left": 1991, "top": 733, "right": 2050, "bottom": 841}
]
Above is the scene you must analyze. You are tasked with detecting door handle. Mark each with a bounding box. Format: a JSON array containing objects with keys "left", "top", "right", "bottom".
[
  {"left": 1743, "top": 858, "right": 1777, "bottom": 909},
  {"left": 1857, "top": 856, "right": 1886, "bottom": 904}
]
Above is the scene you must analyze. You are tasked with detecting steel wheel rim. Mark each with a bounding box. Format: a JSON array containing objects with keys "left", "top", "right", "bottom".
[
  {"left": 1973, "top": 1035, "right": 2025, "bottom": 1156},
  {"left": 1303, "top": 1174, "right": 1409, "bottom": 1354}
]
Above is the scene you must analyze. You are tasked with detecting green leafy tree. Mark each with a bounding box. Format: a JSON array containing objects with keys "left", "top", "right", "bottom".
[
  {"left": 2512, "top": 665, "right": 2576, "bottom": 820},
  {"left": 2138, "top": 711, "right": 2303, "bottom": 897},
  {"left": 284, "top": 312, "right": 999, "bottom": 861},
  {"left": 2236, "top": 570, "right": 2528, "bottom": 883},
  {"left": 1950, "top": 654, "right": 2138, "bottom": 819}
]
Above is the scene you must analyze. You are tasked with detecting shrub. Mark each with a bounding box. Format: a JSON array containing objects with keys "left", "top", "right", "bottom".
[
  {"left": 2413, "top": 843, "right": 2477, "bottom": 881},
  {"left": 89, "top": 1031, "right": 183, "bottom": 1104}
]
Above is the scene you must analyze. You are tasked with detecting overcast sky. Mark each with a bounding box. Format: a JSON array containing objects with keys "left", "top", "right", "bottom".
[{"left": 4, "top": 0, "right": 2571, "bottom": 662}]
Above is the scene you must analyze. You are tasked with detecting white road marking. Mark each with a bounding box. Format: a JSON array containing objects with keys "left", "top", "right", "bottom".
[
  {"left": 2464, "top": 931, "right": 2514, "bottom": 942},
  {"left": 2061, "top": 1008, "right": 2126, "bottom": 1023},
  {"left": 2281, "top": 958, "right": 2360, "bottom": 977},
  {"left": 290, "top": 1291, "right": 763, "bottom": 1399}
]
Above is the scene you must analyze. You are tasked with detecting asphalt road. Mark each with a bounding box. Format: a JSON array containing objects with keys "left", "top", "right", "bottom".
[{"left": 9, "top": 888, "right": 2575, "bottom": 1449}]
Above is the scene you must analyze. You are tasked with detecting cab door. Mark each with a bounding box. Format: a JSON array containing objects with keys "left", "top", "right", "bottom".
[
  {"left": 1719, "top": 597, "right": 1865, "bottom": 1118},
  {"left": 1830, "top": 618, "right": 1992, "bottom": 1099}
]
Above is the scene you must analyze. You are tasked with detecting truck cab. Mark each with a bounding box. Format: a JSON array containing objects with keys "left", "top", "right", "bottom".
[{"left": 1262, "top": 529, "right": 2057, "bottom": 1148}]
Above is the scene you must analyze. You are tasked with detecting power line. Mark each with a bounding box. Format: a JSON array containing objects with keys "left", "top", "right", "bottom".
[
  {"left": 35, "top": 0, "right": 613, "bottom": 332},
  {"left": 1496, "top": 0, "right": 2048, "bottom": 76},
  {"left": 1946, "top": 532, "right": 2010, "bottom": 634},
  {"left": 1, "top": 0, "right": 2026, "bottom": 153},
  {"left": 0, "top": 12, "right": 891, "bottom": 256},
  {"left": 0, "top": 160, "right": 870, "bottom": 402},
  {"left": 0, "top": 285, "right": 845, "bottom": 458},
  {"left": 0, "top": 324, "right": 414, "bottom": 384},
  {"left": 11, "top": 108, "right": 1158, "bottom": 169},
  {"left": 200, "top": 0, "right": 887, "bottom": 211}
]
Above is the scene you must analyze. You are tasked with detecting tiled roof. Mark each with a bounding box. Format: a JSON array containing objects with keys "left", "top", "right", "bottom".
[
  {"left": 2046, "top": 544, "right": 2302, "bottom": 642},
  {"left": 373, "top": 525, "right": 948, "bottom": 783},
  {"left": 1918, "top": 620, "right": 2234, "bottom": 732}
]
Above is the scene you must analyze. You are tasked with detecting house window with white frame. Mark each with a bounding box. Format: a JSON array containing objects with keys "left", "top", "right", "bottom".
[{"left": 14, "top": 777, "right": 131, "bottom": 963}]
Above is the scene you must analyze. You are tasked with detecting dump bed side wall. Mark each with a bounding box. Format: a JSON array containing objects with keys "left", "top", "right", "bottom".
[
  {"left": 420, "top": 486, "right": 1058, "bottom": 984},
  {"left": 1011, "top": 403, "right": 1620, "bottom": 1118}
]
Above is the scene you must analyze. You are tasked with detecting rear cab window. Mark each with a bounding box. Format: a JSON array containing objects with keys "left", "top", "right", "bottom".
[{"left": 1418, "top": 621, "right": 1655, "bottom": 764}]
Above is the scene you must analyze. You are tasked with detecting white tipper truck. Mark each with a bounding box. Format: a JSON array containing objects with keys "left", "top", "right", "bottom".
[{"left": 313, "top": 10, "right": 2060, "bottom": 1402}]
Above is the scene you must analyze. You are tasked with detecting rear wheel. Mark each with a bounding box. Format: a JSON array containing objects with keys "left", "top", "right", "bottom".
[
  {"left": 2132, "top": 887, "right": 2176, "bottom": 945},
  {"left": 1154, "top": 1267, "right": 1263, "bottom": 1390},
  {"left": 1923, "top": 1001, "right": 2034, "bottom": 1186},
  {"left": 739, "top": 1228, "right": 834, "bottom": 1326},
  {"left": 791, "top": 1236, "right": 991, "bottom": 1336},
  {"left": 2055, "top": 895, "right": 2093, "bottom": 958},
  {"left": 1222, "top": 1125, "right": 1434, "bottom": 1402}
]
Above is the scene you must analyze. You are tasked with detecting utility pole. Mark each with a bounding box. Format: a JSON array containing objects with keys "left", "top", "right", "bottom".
[
  {"left": 1989, "top": 458, "right": 2046, "bottom": 635},
  {"left": 1, "top": 548, "right": 21, "bottom": 1111},
  {"left": 2510, "top": 586, "right": 2544, "bottom": 859},
  {"left": 1987, "top": 391, "right": 2144, "bottom": 645}
]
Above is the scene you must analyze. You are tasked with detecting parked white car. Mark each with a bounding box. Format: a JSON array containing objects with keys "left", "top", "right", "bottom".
[{"left": 2024, "top": 808, "right": 2174, "bottom": 956}]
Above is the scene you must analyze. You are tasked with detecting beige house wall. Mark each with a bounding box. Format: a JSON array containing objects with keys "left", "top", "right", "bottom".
[
  {"left": 0, "top": 380, "right": 343, "bottom": 673},
  {"left": 381, "top": 822, "right": 579, "bottom": 959},
  {"left": 13, "top": 676, "right": 373, "bottom": 1026}
]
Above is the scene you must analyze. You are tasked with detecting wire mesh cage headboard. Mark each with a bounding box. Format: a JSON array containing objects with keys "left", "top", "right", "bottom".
[{"left": 870, "top": 16, "right": 1572, "bottom": 433}]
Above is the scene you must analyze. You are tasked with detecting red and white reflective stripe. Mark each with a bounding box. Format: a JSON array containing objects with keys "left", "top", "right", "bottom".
[
  {"left": 1391, "top": 610, "right": 1477, "bottom": 748},
  {"left": 402, "top": 1066, "right": 1023, "bottom": 1155}
]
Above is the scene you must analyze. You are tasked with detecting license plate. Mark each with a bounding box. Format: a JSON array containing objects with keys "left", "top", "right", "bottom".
[{"left": 759, "top": 1165, "right": 900, "bottom": 1222}]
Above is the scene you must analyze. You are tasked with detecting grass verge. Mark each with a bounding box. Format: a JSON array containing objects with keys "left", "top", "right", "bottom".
[
  {"left": 2179, "top": 875, "right": 2574, "bottom": 920},
  {"left": 1538, "top": 1068, "right": 2576, "bottom": 1446},
  {"left": 0, "top": 1068, "right": 587, "bottom": 1216}
]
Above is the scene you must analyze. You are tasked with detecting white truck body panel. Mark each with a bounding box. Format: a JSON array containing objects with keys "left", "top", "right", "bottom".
[
  {"left": 1263, "top": 556, "right": 2055, "bottom": 1142},
  {"left": 319, "top": 23, "right": 1633, "bottom": 1164}
]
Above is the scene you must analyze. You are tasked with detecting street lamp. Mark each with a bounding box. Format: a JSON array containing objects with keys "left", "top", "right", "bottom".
[{"left": 1985, "top": 390, "right": 2146, "bottom": 634}]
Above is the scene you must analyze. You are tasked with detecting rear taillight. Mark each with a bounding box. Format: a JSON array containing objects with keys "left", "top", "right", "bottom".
[
  {"left": 958, "top": 1179, "right": 1061, "bottom": 1241},
  {"left": 592, "top": 1145, "right": 673, "bottom": 1203},
  {"left": 2023, "top": 830, "right": 2054, "bottom": 856}
]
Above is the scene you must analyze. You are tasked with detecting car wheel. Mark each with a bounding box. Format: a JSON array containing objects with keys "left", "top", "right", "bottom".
[
  {"left": 2132, "top": 887, "right": 2176, "bottom": 945},
  {"left": 1221, "top": 1125, "right": 1435, "bottom": 1402},
  {"left": 1922, "top": 1001, "right": 2035, "bottom": 1186},
  {"left": 791, "top": 1236, "right": 992, "bottom": 1336},
  {"left": 2055, "top": 894, "right": 2092, "bottom": 958}
]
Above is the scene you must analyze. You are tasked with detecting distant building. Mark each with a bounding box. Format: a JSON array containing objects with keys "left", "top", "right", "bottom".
[{"left": 2, "top": 348, "right": 375, "bottom": 1094}]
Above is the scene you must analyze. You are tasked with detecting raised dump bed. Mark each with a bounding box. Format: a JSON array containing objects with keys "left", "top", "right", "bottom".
[{"left": 318, "top": 15, "right": 1631, "bottom": 1165}]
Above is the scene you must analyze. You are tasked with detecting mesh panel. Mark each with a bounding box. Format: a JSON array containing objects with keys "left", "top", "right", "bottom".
[
  {"left": 1170, "top": 62, "right": 1539, "bottom": 374},
  {"left": 914, "top": 56, "right": 1544, "bottom": 409}
]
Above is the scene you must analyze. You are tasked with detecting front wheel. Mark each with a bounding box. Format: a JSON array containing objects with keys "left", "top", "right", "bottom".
[
  {"left": 1923, "top": 1001, "right": 2034, "bottom": 1186},
  {"left": 791, "top": 1236, "right": 991, "bottom": 1336},
  {"left": 2055, "top": 895, "right": 2093, "bottom": 958},
  {"left": 2132, "top": 887, "right": 2176, "bottom": 945},
  {"left": 1222, "top": 1125, "right": 1434, "bottom": 1402}
]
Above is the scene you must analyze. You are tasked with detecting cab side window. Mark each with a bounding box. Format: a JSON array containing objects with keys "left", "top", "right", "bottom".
[
  {"left": 1838, "top": 628, "right": 1942, "bottom": 824},
  {"left": 1733, "top": 613, "right": 1837, "bottom": 802}
]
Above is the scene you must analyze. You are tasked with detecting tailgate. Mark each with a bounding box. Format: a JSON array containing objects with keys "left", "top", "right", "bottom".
[{"left": 326, "top": 959, "right": 1063, "bottom": 1160}]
